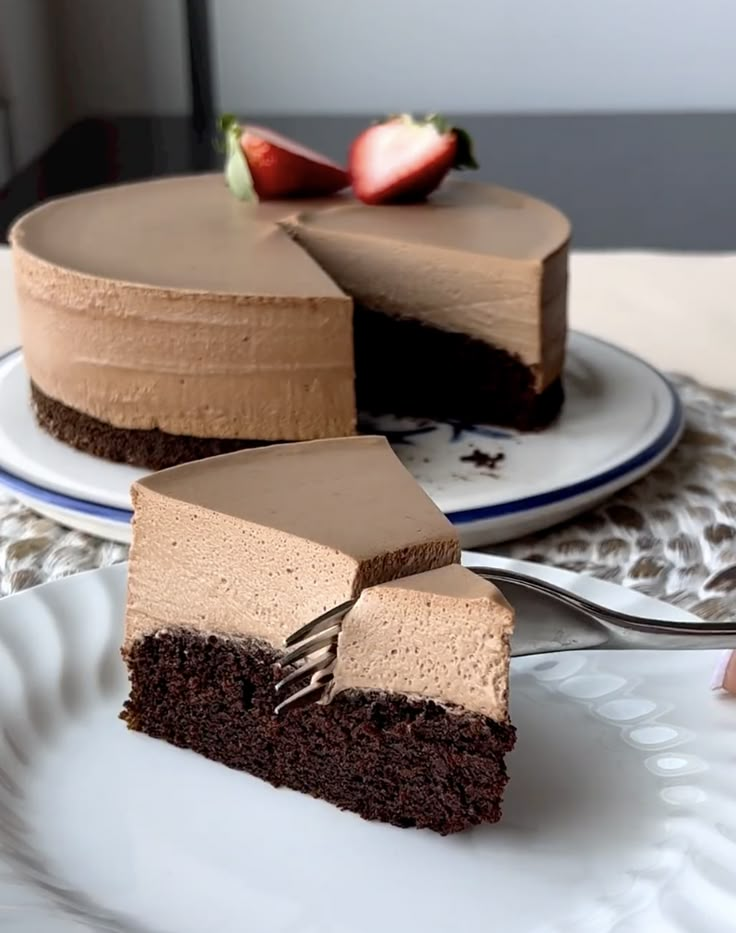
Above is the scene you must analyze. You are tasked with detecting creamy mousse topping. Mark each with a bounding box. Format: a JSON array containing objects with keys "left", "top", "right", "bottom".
[
  {"left": 125, "top": 436, "right": 513, "bottom": 721},
  {"left": 126, "top": 435, "right": 459, "bottom": 645},
  {"left": 328, "top": 563, "right": 513, "bottom": 721}
]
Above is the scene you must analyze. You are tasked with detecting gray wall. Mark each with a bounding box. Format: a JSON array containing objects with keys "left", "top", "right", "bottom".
[
  {"left": 0, "top": 102, "right": 12, "bottom": 188},
  {"left": 52, "top": 0, "right": 188, "bottom": 121},
  {"left": 213, "top": 0, "right": 736, "bottom": 114},
  {"left": 0, "top": 0, "right": 62, "bottom": 181},
  {"left": 0, "top": 0, "right": 188, "bottom": 180}
]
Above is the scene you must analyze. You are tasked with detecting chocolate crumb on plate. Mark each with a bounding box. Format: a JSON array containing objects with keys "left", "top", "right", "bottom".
[{"left": 460, "top": 449, "right": 506, "bottom": 471}]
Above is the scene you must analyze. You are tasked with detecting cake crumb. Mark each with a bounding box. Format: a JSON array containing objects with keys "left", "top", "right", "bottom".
[{"left": 460, "top": 449, "right": 505, "bottom": 472}]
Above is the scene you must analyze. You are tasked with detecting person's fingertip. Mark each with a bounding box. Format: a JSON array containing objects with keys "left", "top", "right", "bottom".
[
  {"left": 711, "top": 649, "right": 736, "bottom": 694},
  {"left": 723, "top": 652, "right": 736, "bottom": 695}
]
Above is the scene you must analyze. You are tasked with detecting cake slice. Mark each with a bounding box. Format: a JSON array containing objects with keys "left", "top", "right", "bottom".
[{"left": 121, "top": 436, "right": 516, "bottom": 833}]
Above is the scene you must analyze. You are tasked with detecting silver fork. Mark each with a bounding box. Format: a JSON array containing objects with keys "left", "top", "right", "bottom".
[{"left": 274, "top": 565, "right": 736, "bottom": 714}]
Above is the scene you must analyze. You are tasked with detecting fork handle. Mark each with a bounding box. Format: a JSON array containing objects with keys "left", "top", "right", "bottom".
[{"left": 469, "top": 566, "right": 736, "bottom": 651}]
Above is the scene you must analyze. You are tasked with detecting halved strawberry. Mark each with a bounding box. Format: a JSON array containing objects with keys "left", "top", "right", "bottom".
[
  {"left": 349, "top": 114, "right": 478, "bottom": 206},
  {"left": 219, "top": 115, "right": 350, "bottom": 201}
]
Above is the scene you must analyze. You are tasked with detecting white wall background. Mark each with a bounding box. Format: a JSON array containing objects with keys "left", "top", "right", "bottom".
[{"left": 213, "top": 0, "right": 736, "bottom": 114}]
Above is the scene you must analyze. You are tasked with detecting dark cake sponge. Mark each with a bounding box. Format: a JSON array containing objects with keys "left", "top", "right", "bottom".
[
  {"left": 122, "top": 630, "right": 516, "bottom": 835},
  {"left": 354, "top": 306, "right": 564, "bottom": 431}
]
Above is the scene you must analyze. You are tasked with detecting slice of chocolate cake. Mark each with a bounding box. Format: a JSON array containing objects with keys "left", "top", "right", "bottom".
[{"left": 121, "top": 436, "right": 516, "bottom": 833}]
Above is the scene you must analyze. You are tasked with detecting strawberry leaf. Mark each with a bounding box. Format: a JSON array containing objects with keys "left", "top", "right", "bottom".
[
  {"left": 218, "top": 113, "right": 258, "bottom": 202},
  {"left": 425, "top": 115, "right": 479, "bottom": 168},
  {"left": 452, "top": 127, "right": 479, "bottom": 170},
  {"left": 218, "top": 113, "right": 241, "bottom": 137},
  {"left": 426, "top": 113, "right": 451, "bottom": 135}
]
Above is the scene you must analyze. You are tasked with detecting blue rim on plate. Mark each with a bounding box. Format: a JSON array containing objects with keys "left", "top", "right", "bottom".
[
  {"left": 0, "top": 464, "right": 134, "bottom": 522},
  {"left": 449, "top": 348, "right": 683, "bottom": 524},
  {"left": 0, "top": 341, "right": 683, "bottom": 527}
]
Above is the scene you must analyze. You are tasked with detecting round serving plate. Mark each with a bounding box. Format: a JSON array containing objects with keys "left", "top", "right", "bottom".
[
  {"left": 0, "top": 553, "right": 732, "bottom": 932},
  {"left": 0, "top": 333, "right": 682, "bottom": 546}
]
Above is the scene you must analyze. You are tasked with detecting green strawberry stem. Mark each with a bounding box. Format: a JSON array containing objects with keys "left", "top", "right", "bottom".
[
  {"left": 424, "top": 114, "right": 478, "bottom": 169},
  {"left": 451, "top": 127, "right": 478, "bottom": 171},
  {"left": 217, "top": 113, "right": 258, "bottom": 202}
]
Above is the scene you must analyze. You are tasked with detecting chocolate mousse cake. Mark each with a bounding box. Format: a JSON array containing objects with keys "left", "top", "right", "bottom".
[
  {"left": 121, "top": 436, "right": 516, "bottom": 833},
  {"left": 10, "top": 174, "right": 569, "bottom": 469}
]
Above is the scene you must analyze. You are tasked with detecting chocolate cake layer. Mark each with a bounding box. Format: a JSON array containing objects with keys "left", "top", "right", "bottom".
[
  {"left": 354, "top": 307, "right": 564, "bottom": 431},
  {"left": 122, "top": 630, "right": 516, "bottom": 835},
  {"left": 31, "top": 382, "right": 268, "bottom": 470}
]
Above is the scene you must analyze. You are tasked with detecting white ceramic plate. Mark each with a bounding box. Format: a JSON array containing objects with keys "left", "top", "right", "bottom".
[
  {"left": 0, "top": 334, "right": 683, "bottom": 547},
  {"left": 0, "top": 553, "right": 732, "bottom": 933}
]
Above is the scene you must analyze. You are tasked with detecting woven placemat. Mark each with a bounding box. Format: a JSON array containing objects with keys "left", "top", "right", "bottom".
[{"left": 1, "top": 374, "right": 735, "bottom": 620}]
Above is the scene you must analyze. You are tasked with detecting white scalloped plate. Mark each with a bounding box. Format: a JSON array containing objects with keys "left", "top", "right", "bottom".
[{"left": 0, "top": 554, "right": 733, "bottom": 933}]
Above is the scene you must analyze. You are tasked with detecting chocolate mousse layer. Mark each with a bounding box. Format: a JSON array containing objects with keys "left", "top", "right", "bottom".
[
  {"left": 124, "top": 438, "right": 460, "bottom": 653},
  {"left": 327, "top": 564, "right": 513, "bottom": 722},
  {"left": 122, "top": 632, "right": 516, "bottom": 834}
]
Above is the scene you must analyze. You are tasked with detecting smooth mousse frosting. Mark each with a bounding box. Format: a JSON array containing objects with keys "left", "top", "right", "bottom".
[
  {"left": 11, "top": 174, "right": 569, "bottom": 439},
  {"left": 327, "top": 564, "right": 513, "bottom": 721},
  {"left": 124, "top": 436, "right": 512, "bottom": 721},
  {"left": 125, "top": 435, "right": 459, "bottom": 645}
]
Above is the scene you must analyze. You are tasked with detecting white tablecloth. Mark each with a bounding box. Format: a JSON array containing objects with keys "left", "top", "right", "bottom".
[
  {"left": 2, "top": 245, "right": 735, "bottom": 389},
  {"left": 569, "top": 251, "right": 736, "bottom": 390}
]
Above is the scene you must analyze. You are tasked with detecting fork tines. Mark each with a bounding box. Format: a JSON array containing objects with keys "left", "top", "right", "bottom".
[{"left": 274, "top": 599, "right": 356, "bottom": 715}]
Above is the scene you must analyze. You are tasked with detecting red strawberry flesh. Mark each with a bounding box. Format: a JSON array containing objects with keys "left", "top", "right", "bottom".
[
  {"left": 241, "top": 124, "right": 349, "bottom": 199},
  {"left": 348, "top": 114, "right": 477, "bottom": 206},
  {"left": 242, "top": 125, "right": 345, "bottom": 167}
]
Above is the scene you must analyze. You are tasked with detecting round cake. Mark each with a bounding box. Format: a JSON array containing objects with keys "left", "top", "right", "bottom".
[{"left": 10, "top": 174, "right": 570, "bottom": 469}]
